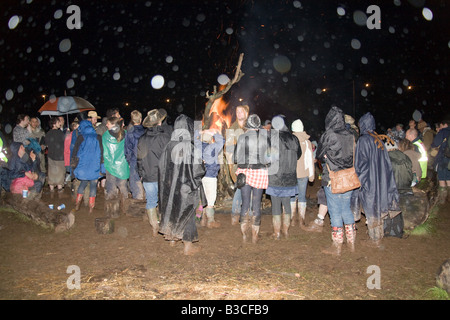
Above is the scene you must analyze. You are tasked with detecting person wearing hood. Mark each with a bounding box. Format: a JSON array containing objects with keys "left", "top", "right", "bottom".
[
  {"left": 29, "top": 117, "right": 46, "bottom": 173},
  {"left": 317, "top": 106, "right": 357, "bottom": 256},
  {"left": 103, "top": 116, "right": 130, "bottom": 216},
  {"left": 137, "top": 109, "right": 171, "bottom": 236},
  {"left": 353, "top": 112, "right": 401, "bottom": 248},
  {"left": 430, "top": 119, "right": 450, "bottom": 204},
  {"left": 289, "top": 118, "right": 314, "bottom": 229},
  {"left": 71, "top": 120, "right": 103, "bottom": 213},
  {"left": 234, "top": 114, "right": 270, "bottom": 244},
  {"left": 7, "top": 141, "right": 45, "bottom": 197},
  {"left": 266, "top": 115, "right": 301, "bottom": 239},
  {"left": 158, "top": 114, "right": 205, "bottom": 255},
  {"left": 125, "top": 110, "right": 146, "bottom": 200}
]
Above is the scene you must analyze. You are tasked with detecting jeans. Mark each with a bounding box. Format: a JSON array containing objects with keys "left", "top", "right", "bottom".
[
  {"left": 129, "top": 162, "right": 144, "bottom": 200},
  {"left": 240, "top": 184, "right": 264, "bottom": 226},
  {"left": 105, "top": 170, "right": 129, "bottom": 200},
  {"left": 290, "top": 177, "right": 308, "bottom": 203},
  {"left": 232, "top": 187, "right": 242, "bottom": 215},
  {"left": 77, "top": 179, "right": 98, "bottom": 197},
  {"left": 324, "top": 186, "right": 354, "bottom": 228},
  {"left": 143, "top": 181, "right": 158, "bottom": 209}
]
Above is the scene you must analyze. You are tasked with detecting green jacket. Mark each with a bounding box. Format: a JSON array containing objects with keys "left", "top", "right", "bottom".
[{"left": 102, "top": 130, "right": 130, "bottom": 180}]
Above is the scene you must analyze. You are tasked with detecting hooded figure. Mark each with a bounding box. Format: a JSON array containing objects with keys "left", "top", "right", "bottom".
[
  {"left": 71, "top": 120, "right": 103, "bottom": 212},
  {"left": 353, "top": 112, "right": 401, "bottom": 247},
  {"left": 158, "top": 114, "right": 205, "bottom": 255},
  {"left": 317, "top": 106, "right": 356, "bottom": 256}
]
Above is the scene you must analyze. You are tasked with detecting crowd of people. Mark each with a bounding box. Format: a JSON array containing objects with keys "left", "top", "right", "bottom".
[{"left": 0, "top": 105, "right": 449, "bottom": 256}]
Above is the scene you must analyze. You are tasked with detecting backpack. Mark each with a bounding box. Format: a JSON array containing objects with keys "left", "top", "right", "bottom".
[{"left": 384, "top": 213, "right": 404, "bottom": 238}]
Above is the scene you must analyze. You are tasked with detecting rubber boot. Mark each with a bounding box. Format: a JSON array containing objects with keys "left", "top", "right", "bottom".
[
  {"left": 240, "top": 212, "right": 251, "bottom": 243},
  {"left": 290, "top": 201, "right": 297, "bottom": 226},
  {"left": 272, "top": 215, "right": 282, "bottom": 240},
  {"left": 345, "top": 223, "right": 356, "bottom": 252},
  {"left": 200, "top": 209, "right": 207, "bottom": 227},
  {"left": 322, "top": 226, "right": 344, "bottom": 256},
  {"left": 88, "top": 196, "right": 96, "bottom": 214},
  {"left": 206, "top": 207, "right": 221, "bottom": 228},
  {"left": 120, "top": 196, "right": 129, "bottom": 215},
  {"left": 146, "top": 208, "right": 159, "bottom": 237},
  {"left": 231, "top": 213, "right": 240, "bottom": 226},
  {"left": 183, "top": 241, "right": 201, "bottom": 256},
  {"left": 438, "top": 187, "right": 448, "bottom": 205},
  {"left": 282, "top": 212, "right": 291, "bottom": 238},
  {"left": 298, "top": 202, "right": 307, "bottom": 228},
  {"left": 74, "top": 193, "right": 83, "bottom": 211},
  {"left": 252, "top": 225, "right": 260, "bottom": 244},
  {"left": 303, "top": 217, "right": 324, "bottom": 233}
]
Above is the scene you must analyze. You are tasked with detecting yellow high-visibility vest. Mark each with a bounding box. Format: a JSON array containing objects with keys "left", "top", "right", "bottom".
[
  {"left": 413, "top": 139, "right": 427, "bottom": 179},
  {"left": 0, "top": 137, "right": 8, "bottom": 163}
]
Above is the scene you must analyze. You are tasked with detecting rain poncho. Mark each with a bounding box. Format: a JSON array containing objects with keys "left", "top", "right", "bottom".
[
  {"left": 102, "top": 130, "right": 130, "bottom": 180},
  {"left": 72, "top": 120, "right": 102, "bottom": 181},
  {"left": 353, "top": 113, "right": 400, "bottom": 225},
  {"left": 158, "top": 115, "right": 205, "bottom": 242}
]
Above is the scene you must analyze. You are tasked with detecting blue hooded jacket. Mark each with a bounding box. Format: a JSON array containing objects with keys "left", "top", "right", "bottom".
[{"left": 73, "top": 120, "right": 102, "bottom": 181}]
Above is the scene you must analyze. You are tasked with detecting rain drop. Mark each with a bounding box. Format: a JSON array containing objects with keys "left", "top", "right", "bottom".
[
  {"left": 353, "top": 10, "right": 367, "bottom": 27},
  {"left": 196, "top": 13, "right": 206, "bottom": 22},
  {"left": 168, "top": 80, "right": 176, "bottom": 89},
  {"left": 361, "top": 57, "right": 368, "bottom": 64},
  {"left": 225, "top": 27, "right": 233, "bottom": 35},
  {"left": 5, "top": 89, "right": 14, "bottom": 101},
  {"left": 403, "top": 79, "right": 409, "bottom": 86},
  {"left": 337, "top": 7, "right": 346, "bottom": 16},
  {"left": 54, "top": 9, "right": 63, "bottom": 19},
  {"left": 165, "top": 56, "right": 173, "bottom": 63},
  {"left": 293, "top": 1, "right": 301, "bottom": 9},
  {"left": 361, "top": 89, "right": 368, "bottom": 97},
  {"left": 66, "top": 79, "right": 75, "bottom": 89},
  {"left": 273, "top": 55, "right": 292, "bottom": 73},
  {"left": 8, "top": 15, "right": 20, "bottom": 29},
  {"left": 151, "top": 75, "right": 165, "bottom": 89},
  {"left": 397, "top": 87, "right": 403, "bottom": 94},
  {"left": 4, "top": 124, "right": 12, "bottom": 135},
  {"left": 351, "top": 39, "right": 361, "bottom": 50},
  {"left": 313, "top": 109, "right": 319, "bottom": 115},
  {"left": 217, "top": 74, "right": 230, "bottom": 85},
  {"left": 422, "top": 8, "right": 433, "bottom": 21},
  {"left": 59, "top": 38, "right": 72, "bottom": 53},
  {"left": 113, "top": 72, "right": 120, "bottom": 80}
]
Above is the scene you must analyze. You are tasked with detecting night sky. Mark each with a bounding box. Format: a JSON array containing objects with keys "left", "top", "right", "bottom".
[{"left": 1, "top": 0, "right": 449, "bottom": 141}]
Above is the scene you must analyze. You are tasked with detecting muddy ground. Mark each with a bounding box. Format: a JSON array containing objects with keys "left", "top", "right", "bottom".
[{"left": 0, "top": 177, "right": 449, "bottom": 301}]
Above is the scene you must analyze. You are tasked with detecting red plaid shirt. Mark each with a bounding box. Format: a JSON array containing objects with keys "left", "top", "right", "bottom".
[{"left": 235, "top": 168, "right": 268, "bottom": 189}]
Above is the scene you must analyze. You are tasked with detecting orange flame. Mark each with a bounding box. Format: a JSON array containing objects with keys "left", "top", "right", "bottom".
[{"left": 208, "top": 96, "right": 232, "bottom": 133}]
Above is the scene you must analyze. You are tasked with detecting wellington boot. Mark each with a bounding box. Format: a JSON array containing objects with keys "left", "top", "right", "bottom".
[
  {"left": 290, "top": 202, "right": 298, "bottom": 226},
  {"left": 146, "top": 208, "right": 159, "bottom": 237},
  {"left": 282, "top": 213, "right": 291, "bottom": 238},
  {"left": 240, "top": 212, "right": 251, "bottom": 243},
  {"left": 345, "top": 223, "right": 356, "bottom": 253},
  {"left": 200, "top": 210, "right": 207, "bottom": 227},
  {"left": 272, "top": 215, "right": 282, "bottom": 240},
  {"left": 438, "top": 187, "right": 448, "bottom": 205},
  {"left": 74, "top": 193, "right": 83, "bottom": 211},
  {"left": 252, "top": 225, "right": 260, "bottom": 244},
  {"left": 183, "top": 241, "right": 201, "bottom": 256},
  {"left": 231, "top": 214, "right": 240, "bottom": 226},
  {"left": 322, "top": 227, "right": 344, "bottom": 256},
  {"left": 206, "top": 207, "right": 221, "bottom": 228},
  {"left": 321, "top": 241, "right": 343, "bottom": 256},
  {"left": 88, "top": 196, "right": 96, "bottom": 214},
  {"left": 298, "top": 202, "right": 307, "bottom": 228}
]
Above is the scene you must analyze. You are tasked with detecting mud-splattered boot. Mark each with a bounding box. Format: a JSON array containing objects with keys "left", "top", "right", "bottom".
[
  {"left": 282, "top": 212, "right": 291, "bottom": 239},
  {"left": 272, "top": 215, "right": 282, "bottom": 240},
  {"left": 88, "top": 196, "right": 96, "bottom": 214},
  {"left": 290, "top": 201, "right": 298, "bottom": 226},
  {"left": 146, "top": 208, "right": 159, "bottom": 237},
  {"left": 74, "top": 193, "right": 83, "bottom": 211},
  {"left": 345, "top": 223, "right": 356, "bottom": 253},
  {"left": 206, "top": 207, "right": 221, "bottom": 228},
  {"left": 322, "top": 226, "right": 344, "bottom": 256}
]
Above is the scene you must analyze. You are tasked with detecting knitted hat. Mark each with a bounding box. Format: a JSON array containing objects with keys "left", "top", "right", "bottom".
[
  {"left": 291, "top": 119, "right": 304, "bottom": 132},
  {"left": 245, "top": 114, "right": 261, "bottom": 129},
  {"left": 271, "top": 116, "right": 285, "bottom": 130}
]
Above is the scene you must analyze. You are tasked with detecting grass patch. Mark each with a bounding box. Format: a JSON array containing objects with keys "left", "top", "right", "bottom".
[
  {"left": 425, "top": 287, "right": 450, "bottom": 300},
  {"left": 407, "top": 205, "right": 440, "bottom": 236}
]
